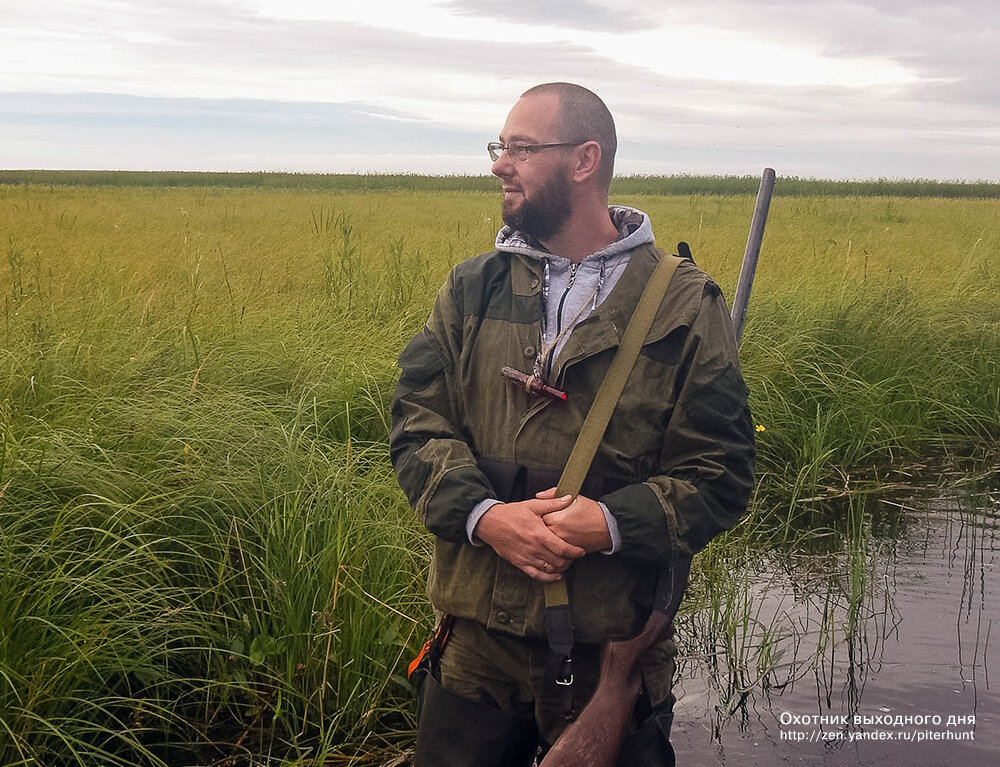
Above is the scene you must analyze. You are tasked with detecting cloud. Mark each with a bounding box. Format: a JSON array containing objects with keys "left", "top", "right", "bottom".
[
  {"left": 444, "top": 0, "right": 657, "bottom": 31},
  {"left": 0, "top": 91, "right": 501, "bottom": 173},
  {"left": 0, "top": 92, "right": 479, "bottom": 152},
  {"left": 2, "top": 0, "right": 999, "bottom": 178}
]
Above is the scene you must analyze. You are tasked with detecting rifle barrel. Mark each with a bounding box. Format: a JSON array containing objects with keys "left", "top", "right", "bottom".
[{"left": 730, "top": 168, "right": 775, "bottom": 343}]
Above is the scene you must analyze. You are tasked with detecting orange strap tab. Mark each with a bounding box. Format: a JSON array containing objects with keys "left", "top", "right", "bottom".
[
  {"left": 408, "top": 636, "right": 434, "bottom": 679},
  {"left": 407, "top": 615, "right": 455, "bottom": 679}
]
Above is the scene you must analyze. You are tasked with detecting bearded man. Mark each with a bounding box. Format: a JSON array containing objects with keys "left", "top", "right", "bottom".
[{"left": 391, "top": 82, "right": 755, "bottom": 766}]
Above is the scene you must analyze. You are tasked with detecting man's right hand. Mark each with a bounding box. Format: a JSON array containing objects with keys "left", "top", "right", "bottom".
[{"left": 474, "top": 496, "right": 586, "bottom": 582}]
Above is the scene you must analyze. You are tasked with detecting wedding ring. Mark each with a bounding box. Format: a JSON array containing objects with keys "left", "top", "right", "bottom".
[{"left": 540, "top": 561, "right": 552, "bottom": 572}]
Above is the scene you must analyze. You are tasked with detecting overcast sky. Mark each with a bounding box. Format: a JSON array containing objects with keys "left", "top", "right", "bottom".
[{"left": 3, "top": 0, "right": 999, "bottom": 180}]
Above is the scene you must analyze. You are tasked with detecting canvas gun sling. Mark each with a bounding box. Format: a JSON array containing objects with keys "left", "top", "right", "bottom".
[{"left": 543, "top": 253, "right": 683, "bottom": 706}]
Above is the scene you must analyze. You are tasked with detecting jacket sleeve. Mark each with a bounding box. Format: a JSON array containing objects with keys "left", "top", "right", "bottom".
[
  {"left": 599, "top": 281, "right": 755, "bottom": 563},
  {"left": 390, "top": 271, "right": 496, "bottom": 543}
]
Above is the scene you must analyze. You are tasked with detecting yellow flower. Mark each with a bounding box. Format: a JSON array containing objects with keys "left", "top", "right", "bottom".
[{"left": 755, "top": 424, "right": 766, "bottom": 432}]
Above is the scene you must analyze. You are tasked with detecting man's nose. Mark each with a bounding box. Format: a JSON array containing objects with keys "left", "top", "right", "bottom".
[{"left": 492, "top": 149, "right": 514, "bottom": 178}]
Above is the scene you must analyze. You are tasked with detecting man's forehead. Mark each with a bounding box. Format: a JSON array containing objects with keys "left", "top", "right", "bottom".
[
  {"left": 497, "top": 131, "right": 533, "bottom": 143},
  {"left": 499, "top": 93, "right": 561, "bottom": 140}
]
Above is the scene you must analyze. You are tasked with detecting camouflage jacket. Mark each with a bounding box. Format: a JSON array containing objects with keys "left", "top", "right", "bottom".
[{"left": 390, "top": 241, "right": 754, "bottom": 643}]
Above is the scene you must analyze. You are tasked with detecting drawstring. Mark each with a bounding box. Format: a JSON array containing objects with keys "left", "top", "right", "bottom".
[{"left": 592, "top": 257, "right": 606, "bottom": 311}]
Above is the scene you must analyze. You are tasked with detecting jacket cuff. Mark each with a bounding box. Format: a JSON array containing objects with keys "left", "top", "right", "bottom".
[
  {"left": 600, "top": 483, "right": 673, "bottom": 563},
  {"left": 421, "top": 464, "right": 496, "bottom": 543}
]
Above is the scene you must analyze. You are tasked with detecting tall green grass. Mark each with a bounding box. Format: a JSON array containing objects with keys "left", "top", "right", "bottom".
[{"left": 0, "top": 183, "right": 997, "bottom": 764}]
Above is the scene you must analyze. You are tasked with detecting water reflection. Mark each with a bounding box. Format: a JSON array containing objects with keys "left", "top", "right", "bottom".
[{"left": 672, "top": 478, "right": 999, "bottom": 765}]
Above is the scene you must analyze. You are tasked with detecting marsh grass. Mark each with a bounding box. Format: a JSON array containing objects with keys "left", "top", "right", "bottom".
[
  {"left": 0, "top": 371, "right": 430, "bottom": 764},
  {"left": 679, "top": 491, "right": 909, "bottom": 737},
  {"left": 0, "top": 183, "right": 998, "bottom": 764}
]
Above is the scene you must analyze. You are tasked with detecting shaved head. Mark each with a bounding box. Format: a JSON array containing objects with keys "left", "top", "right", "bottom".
[{"left": 521, "top": 82, "right": 617, "bottom": 189}]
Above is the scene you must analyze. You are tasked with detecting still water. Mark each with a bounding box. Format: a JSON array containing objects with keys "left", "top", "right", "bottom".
[{"left": 671, "top": 480, "right": 998, "bottom": 766}]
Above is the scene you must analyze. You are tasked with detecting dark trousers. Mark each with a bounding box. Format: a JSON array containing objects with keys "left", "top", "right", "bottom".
[{"left": 413, "top": 618, "right": 676, "bottom": 767}]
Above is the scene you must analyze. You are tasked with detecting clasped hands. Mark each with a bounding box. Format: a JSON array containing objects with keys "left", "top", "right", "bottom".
[{"left": 473, "top": 487, "right": 612, "bottom": 583}]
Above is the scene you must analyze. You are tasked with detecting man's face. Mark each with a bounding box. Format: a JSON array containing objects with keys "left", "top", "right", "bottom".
[{"left": 492, "top": 93, "right": 574, "bottom": 241}]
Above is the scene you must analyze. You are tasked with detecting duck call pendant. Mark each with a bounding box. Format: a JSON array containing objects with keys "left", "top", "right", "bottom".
[{"left": 500, "top": 366, "right": 567, "bottom": 401}]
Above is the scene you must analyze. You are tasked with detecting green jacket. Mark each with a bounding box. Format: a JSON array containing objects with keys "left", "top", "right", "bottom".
[{"left": 390, "top": 242, "right": 754, "bottom": 643}]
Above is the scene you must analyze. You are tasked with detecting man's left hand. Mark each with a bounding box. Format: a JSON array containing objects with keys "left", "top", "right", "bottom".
[{"left": 535, "top": 487, "right": 612, "bottom": 554}]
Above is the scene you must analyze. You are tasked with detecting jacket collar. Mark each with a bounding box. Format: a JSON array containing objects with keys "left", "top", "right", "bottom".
[{"left": 508, "top": 243, "right": 699, "bottom": 385}]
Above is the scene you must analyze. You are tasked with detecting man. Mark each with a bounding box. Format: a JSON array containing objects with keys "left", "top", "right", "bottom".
[{"left": 390, "top": 82, "right": 754, "bottom": 766}]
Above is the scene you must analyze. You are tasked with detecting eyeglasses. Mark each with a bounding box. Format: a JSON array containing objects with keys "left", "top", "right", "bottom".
[{"left": 488, "top": 141, "right": 585, "bottom": 162}]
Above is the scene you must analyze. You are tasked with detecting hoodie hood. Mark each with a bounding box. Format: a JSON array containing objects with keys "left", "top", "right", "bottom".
[{"left": 494, "top": 205, "right": 655, "bottom": 261}]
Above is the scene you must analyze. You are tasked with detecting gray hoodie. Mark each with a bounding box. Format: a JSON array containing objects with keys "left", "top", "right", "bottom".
[{"left": 494, "top": 205, "right": 655, "bottom": 376}]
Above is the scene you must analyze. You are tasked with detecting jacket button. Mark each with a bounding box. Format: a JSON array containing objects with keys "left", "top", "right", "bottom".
[
  {"left": 495, "top": 611, "right": 511, "bottom": 625},
  {"left": 523, "top": 346, "right": 536, "bottom": 358},
  {"left": 531, "top": 278, "right": 540, "bottom": 289}
]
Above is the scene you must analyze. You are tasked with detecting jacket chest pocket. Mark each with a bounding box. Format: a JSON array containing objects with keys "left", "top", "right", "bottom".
[{"left": 601, "top": 354, "right": 679, "bottom": 466}]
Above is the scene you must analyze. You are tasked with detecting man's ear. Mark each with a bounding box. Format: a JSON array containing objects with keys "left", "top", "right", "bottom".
[{"left": 570, "top": 141, "right": 603, "bottom": 183}]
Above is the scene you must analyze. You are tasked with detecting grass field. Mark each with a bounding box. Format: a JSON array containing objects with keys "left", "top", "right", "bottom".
[
  {"left": 1, "top": 179, "right": 998, "bottom": 765},
  {"left": 5, "top": 169, "right": 1000, "bottom": 198}
]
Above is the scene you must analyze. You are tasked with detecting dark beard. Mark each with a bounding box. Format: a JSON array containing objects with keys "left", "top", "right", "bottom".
[{"left": 502, "top": 168, "right": 572, "bottom": 241}]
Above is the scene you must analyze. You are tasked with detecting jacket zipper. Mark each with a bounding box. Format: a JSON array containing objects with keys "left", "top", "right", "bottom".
[{"left": 554, "top": 263, "right": 578, "bottom": 338}]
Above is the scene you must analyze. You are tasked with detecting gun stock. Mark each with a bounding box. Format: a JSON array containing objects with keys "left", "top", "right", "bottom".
[
  {"left": 541, "top": 554, "right": 691, "bottom": 767},
  {"left": 539, "top": 612, "right": 670, "bottom": 766}
]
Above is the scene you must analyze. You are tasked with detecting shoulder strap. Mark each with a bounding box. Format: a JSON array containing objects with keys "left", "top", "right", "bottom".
[
  {"left": 554, "top": 253, "right": 683, "bottom": 498},
  {"left": 543, "top": 254, "right": 683, "bottom": 683}
]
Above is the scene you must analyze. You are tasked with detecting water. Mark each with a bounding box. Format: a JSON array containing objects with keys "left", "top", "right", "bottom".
[{"left": 671, "top": 481, "right": 998, "bottom": 766}]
